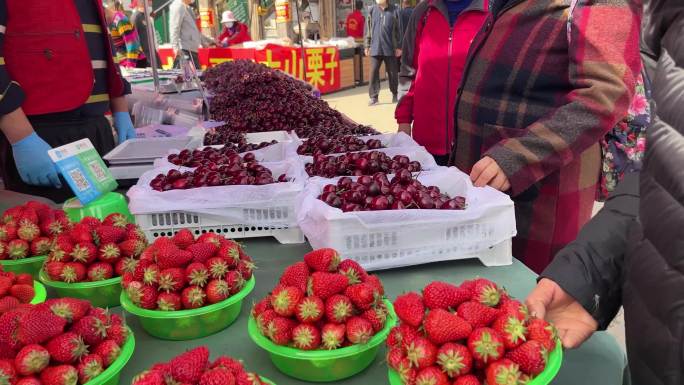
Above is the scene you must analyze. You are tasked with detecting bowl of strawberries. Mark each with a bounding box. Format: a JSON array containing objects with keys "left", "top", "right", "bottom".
[
  {"left": 1, "top": 266, "right": 47, "bottom": 312},
  {"left": 0, "top": 297, "right": 135, "bottom": 385},
  {"left": 0, "top": 201, "right": 71, "bottom": 278},
  {"left": 248, "top": 248, "right": 396, "bottom": 382},
  {"left": 119, "top": 231, "right": 256, "bottom": 340},
  {"left": 386, "top": 279, "right": 562, "bottom": 385},
  {"left": 37, "top": 213, "right": 148, "bottom": 308}
]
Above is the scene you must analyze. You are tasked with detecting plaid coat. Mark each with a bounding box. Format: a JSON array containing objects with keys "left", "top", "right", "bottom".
[{"left": 453, "top": 0, "right": 642, "bottom": 273}]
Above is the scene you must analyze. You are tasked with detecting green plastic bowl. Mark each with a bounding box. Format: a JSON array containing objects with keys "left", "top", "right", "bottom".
[
  {"left": 1, "top": 255, "right": 47, "bottom": 278},
  {"left": 63, "top": 192, "right": 133, "bottom": 223},
  {"left": 30, "top": 281, "right": 47, "bottom": 304},
  {"left": 260, "top": 377, "right": 275, "bottom": 385},
  {"left": 248, "top": 299, "right": 397, "bottom": 382},
  {"left": 84, "top": 330, "right": 135, "bottom": 385},
  {"left": 387, "top": 340, "right": 563, "bottom": 385},
  {"left": 120, "top": 276, "right": 255, "bottom": 340},
  {"left": 38, "top": 269, "right": 122, "bottom": 308}
]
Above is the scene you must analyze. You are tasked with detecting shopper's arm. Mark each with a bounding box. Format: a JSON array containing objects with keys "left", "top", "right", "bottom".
[{"left": 169, "top": 2, "right": 183, "bottom": 52}]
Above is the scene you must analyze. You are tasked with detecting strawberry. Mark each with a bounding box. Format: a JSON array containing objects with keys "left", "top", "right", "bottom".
[
  {"left": 131, "top": 370, "right": 165, "bottom": 385},
  {"left": 45, "top": 298, "right": 91, "bottom": 323},
  {"left": 98, "top": 243, "right": 121, "bottom": 263},
  {"left": 127, "top": 283, "right": 158, "bottom": 310},
  {"left": 320, "top": 323, "right": 346, "bottom": 350},
  {"left": 362, "top": 305, "right": 388, "bottom": 332},
  {"left": 405, "top": 336, "right": 438, "bottom": 369},
  {"left": 77, "top": 354, "right": 103, "bottom": 384},
  {"left": 87, "top": 263, "right": 114, "bottom": 282},
  {"left": 71, "top": 315, "right": 109, "bottom": 345},
  {"left": 125, "top": 223, "right": 147, "bottom": 241},
  {"left": 256, "top": 309, "right": 278, "bottom": 335},
  {"left": 118, "top": 239, "right": 146, "bottom": 259},
  {"left": 415, "top": 366, "right": 449, "bottom": 385},
  {"left": 393, "top": 292, "right": 425, "bottom": 328},
  {"left": 206, "top": 279, "right": 230, "bottom": 304},
  {"left": 16, "top": 377, "right": 42, "bottom": 385},
  {"left": 59, "top": 262, "right": 87, "bottom": 283},
  {"left": 8, "top": 239, "right": 29, "bottom": 259},
  {"left": 206, "top": 257, "right": 229, "bottom": 279},
  {"left": 106, "top": 323, "right": 129, "bottom": 346},
  {"left": 295, "top": 296, "right": 324, "bottom": 323},
  {"left": 132, "top": 260, "right": 151, "bottom": 281},
  {"left": 251, "top": 296, "right": 273, "bottom": 319},
  {"left": 199, "top": 367, "right": 235, "bottom": 385},
  {"left": 157, "top": 292, "right": 182, "bottom": 311},
  {"left": 14, "top": 274, "right": 32, "bottom": 286},
  {"left": 472, "top": 278, "right": 501, "bottom": 307},
  {"left": 78, "top": 217, "right": 101, "bottom": 230},
  {"left": 467, "top": 327, "right": 505, "bottom": 364},
  {"left": 0, "top": 297, "right": 20, "bottom": 313},
  {"left": 40, "top": 365, "right": 78, "bottom": 385},
  {"left": 337, "top": 259, "right": 368, "bottom": 285},
  {"left": 0, "top": 361, "right": 17, "bottom": 385},
  {"left": 457, "top": 301, "right": 501, "bottom": 328},
  {"left": 30, "top": 237, "right": 51, "bottom": 256},
  {"left": 94, "top": 226, "right": 126, "bottom": 246},
  {"left": 0, "top": 276, "right": 12, "bottom": 296},
  {"left": 46, "top": 333, "right": 88, "bottom": 363},
  {"left": 102, "top": 213, "right": 128, "bottom": 228},
  {"left": 0, "top": 224, "right": 17, "bottom": 242},
  {"left": 48, "top": 237, "right": 73, "bottom": 263},
  {"left": 69, "top": 224, "right": 94, "bottom": 244},
  {"left": 303, "top": 248, "right": 340, "bottom": 272},
  {"left": 224, "top": 270, "right": 245, "bottom": 295},
  {"left": 216, "top": 241, "right": 241, "bottom": 266},
  {"left": 158, "top": 268, "right": 186, "bottom": 292},
  {"left": 344, "top": 283, "right": 379, "bottom": 310},
  {"left": 2, "top": 206, "right": 23, "bottom": 224},
  {"left": 236, "top": 372, "right": 264, "bottom": 385},
  {"left": 0, "top": 241, "right": 7, "bottom": 260},
  {"left": 498, "top": 299, "right": 529, "bottom": 322},
  {"left": 17, "top": 307, "right": 67, "bottom": 345},
  {"left": 45, "top": 262, "right": 65, "bottom": 281},
  {"left": 485, "top": 359, "right": 521, "bottom": 385},
  {"left": 115, "top": 257, "right": 137, "bottom": 276},
  {"left": 93, "top": 339, "right": 121, "bottom": 366},
  {"left": 186, "top": 262, "right": 209, "bottom": 287},
  {"left": 271, "top": 286, "right": 304, "bottom": 317},
  {"left": 187, "top": 242, "right": 218, "bottom": 264},
  {"left": 423, "top": 281, "right": 470, "bottom": 310},
  {"left": 278, "top": 261, "right": 309, "bottom": 293},
  {"left": 168, "top": 346, "right": 209, "bottom": 384},
  {"left": 141, "top": 264, "right": 160, "bottom": 287},
  {"left": 526, "top": 318, "right": 557, "bottom": 352},
  {"left": 387, "top": 347, "right": 406, "bottom": 370},
  {"left": 70, "top": 243, "right": 97, "bottom": 264},
  {"left": 292, "top": 323, "right": 321, "bottom": 350},
  {"left": 181, "top": 286, "right": 206, "bottom": 309},
  {"left": 171, "top": 229, "right": 195, "bottom": 249},
  {"left": 196, "top": 233, "right": 223, "bottom": 247},
  {"left": 346, "top": 316, "right": 374, "bottom": 344},
  {"left": 41, "top": 217, "right": 70, "bottom": 237},
  {"left": 506, "top": 340, "right": 547, "bottom": 376},
  {"left": 424, "top": 309, "right": 472, "bottom": 345},
  {"left": 307, "top": 272, "right": 348, "bottom": 300},
  {"left": 156, "top": 246, "right": 192, "bottom": 270},
  {"left": 325, "top": 294, "right": 354, "bottom": 323},
  {"left": 454, "top": 374, "right": 482, "bottom": 385},
  {"left": 15, "top": 344, "right": 50, "bottom": 375},
  {"left": 394, "top": 358, "right": 417, "bottom": 385},
  {"left": 436, "top": 343, "right": 471, "bottom": 378},
  {"left": 9, "top": 284, "right": 35, "bottom": 304},
  {"left": 266, "top": 316, "right": 295, "bottom": 345},
  {"left": 492, "top": 314, "right": 527, "bottom": 350},
  {"left": 17, "top": 221, "right": 40, "bottom": 242},
  {"left": 211, "top": 355, "right": 244, "bottom": 373},
  {"left": 0, "top": 310, "right": 22, "bottom": 348},
  {"left": 237, "top": 259, "right": 255, "bottom": 281}
]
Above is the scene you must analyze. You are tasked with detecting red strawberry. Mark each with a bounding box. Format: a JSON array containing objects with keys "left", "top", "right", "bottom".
[
  {"left": 397, "top": 324, "right": 420, "bottom": 351},
  {"left": 199, "top": 367, "right": 235, "bottom": 385},
  {"left": 98, "top": 243, "right": 121, "bottom": 263},
  {"left": 405, "top": 336, "right": 438, "bottom": 369},
  {"left": 0, "top": 276, "right": 12, "bottom": 296},
  {"left": 71, "top": 315, "right": 108, "bottom": 345},
  {"left": 393, "top": 292, "right": 425, "bottom": 327},
  {"left": 424, "top": 309, "right": 472, "bottom": 345},
  {"left": 0, "top": 310, "right": 22, "bottom": 349},
  {"left": 320, "top": 323, "right": 345, "bottom": 350},
  {"left": 251, "top": 296, "right": 273, "bottom": 319},
  {"left": 94, "top": 226, "right": 126, "bottom": 246},
  {"left": 256, "top": 309, "right": 278, "bottom": 335},
  {"left": 210, "top": 355, "right": 244, "bottom": 373},
  {"left": 17, "top": 307, "right": 67, "bottom": 345},
  {"left": 118, "top": 239, "right": 146, "bottom": 259},
  {"left": 168, "top": 346, "right": 210, "bottom": 384},
  {"left": 141, "top": 264, "right": 160, "bottom": 287},
  {"left": 78, "top": 217, "right": 101, "bottom": 230},
  {"left": 46, "top": 333, "right": 88, "bottom": 363},
  {"left": 196, "top": 233, "right": 222, "bottom": 247},
  {"left": 295, "top": 296, "right": 324, "bottom": 323},
  {"left": 131, "top": 370, "right": 165, "bottom": 385},
  {"left": 346, "top": 316, "right": 374, "bottom": 344},
  {"left": 14, "top": 274, "right": 32, "bottom": 286},
  {"left": 41, "top": 217, "right": 70, "bottom": 237},
  {"left": 77, "top": 354, "right": 103, "bottom": 384},
  {"left": 45, "top": 298, "right": 91, "bottom": 323},
  {"left": 506, "top": 340, "right": 547, "bottom": 376},
  {"left": 271, "top": 286, "right": 304, "bottom": 317},
  {"left": 235, "top": 371, "right": 264, "bottom": 385},
  {"left": 127, "top": 283, "right": 158, "bottom": 310},
  {"left": 181, "top": 286, "right": 206, "bottom": 309},
  {"left": 171, "top": 229, "right": 195, "bottom": 249},
  {"left": 132, "top": 260, "right": 151, "bottom": 281},
  {"left": 0, "top": 241, "right": 8, "bottom": 260},
  {"left": 498, "top": 299, "right": 529, "bottom": 322},
  {"left": 472, "top": 278, "right": 501, "bottom": 307},
  {"left": 186, "top": 262, "right": 209, "bottom": 287},
  {"left": 206, "top": 257, "right": 229, "bottom": 279},
  {"left": 303, "top": 248, "right": 340, "bottom": 272},
  {"left": 16, "top": 377, "right": 42, "bottom": 385},
  {"left": 9, "top": 284, "right": 35, "bottom": 304},
  {"left": 59, "top": 262, "right": 87, "bottom": 283},
  {"left": 526, "top": 318, "right": 557, "bottom": 352},
  {"left": 30, "top": 237, "right": 51, "bottom": 256},
  {"left": 40, "top": 365, "right": 78, "bottom": 385},
  {"left": 0, "top": 297, "right": 20, "bottom": 313},
  {"left": 485, "top": 359, "right": 521, "bottom": 385},
  {"left": 337, "top": 259, "right": 368, "bottom": 285},
  {"left": 278, "top": 261, "right": 309, "bottom": 293},
  {"left": 423, "top": 281, "right": 470, "bottom": 310},
  {"left": 394, "top": 358, "right": 416, "bottom": 385},
  {"left": 70, "top": 243, "right": 97, "bottom": 264},
  {"left": 387, "top": 347, "right": 405, "bottom": 370},
  {"left": 115, "top": 257, "right": 137, "bottom": 276},
  {"left": 492, "top": 314, "right": 527, "bottom": 350},
  {"left": 206, "top": 279, "right": 230, "bottom": 304},
  {"left": 325, "top": 294, "right": 354, "bottom": 323},
  {"left": 106, "top": 323, "right": 129, "bottom": 346},
  {"left": 157, "top": 248, "right": 193, "bottom": 271},
  {"left": 69, "top": 224, "right": 94, "bottom": 244},
  {"left": 8, "top": 239, "right": 29, "bottom": 259},
  {"left": 156, "top": 292, "right": 182, "bottom": 311},
  {"left": 45, "top": 262, "right": 65, "bottom": 281},
  {"left": 436, "top": 343, "right": 471, "bottom": 378},
  {"left": 365, "top": 275, "right": 384, "bottom": 297},
  {"left": 48, "top": 237, "right": 73, "bottom": 263},
  {"left": 467, "top": 327, "right": 505, "bottom": 364},
  {"left": 17, "top": 221, "right": 40, "bottom": 242},
  {"left": 344, "top": 283, "right": 378, "bottom": 310},
  {"left": 457, "top": 301, "right": 501, "bottom": 328},
  {"left": 266, "top": 316, "right": 295, "bottom": 345},
  {"left": 415, "top": 366, "right": 449, "bottom": 385},
  {"left": 187, "top": 243, "right": 219, "bottom": 264},
  {"left": 362, "top": 305, "right": 388, "bottom": 332},
  {"left": 158, "top": 268, "right": 186, "bottom": 292},
  {"left": 0, "top": 224, "right": 17, "bottom": 242},
  {"left": 102, "top": 213, "right": 128, "bottom": 228},
  {"left": 216, "top": 241, "right": 241, "bottom": 266},
  {"left": 93, "top": 339, "right": 121, "bottom": 366},
  {"left": 15, "top": 344, "right": 50, "bottom": 375},
  {"left": 307, "top": 272, "right": 348, "bottom": 300},
  {"left": 237, "top": 259, "right": 255, "bottom": 281},
  {"left": 224, "top": 270, "right": 245, "bottom": 295},
  {"left": 292, "top": 323, "right": 321, "bottom": 350},
  {"left": 86, "top": 263, "right": 114, "bottom": 282},
  {"left": 454, "top": 374, "right": 482, "bottom": 385},
  {"left": 124, "top": 223, "right": 146, "bottom": 242}
]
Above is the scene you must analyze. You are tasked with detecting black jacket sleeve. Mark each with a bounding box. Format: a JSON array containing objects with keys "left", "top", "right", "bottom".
[{"left": 541, "top": 172, "right": 640, "bottom": 329}]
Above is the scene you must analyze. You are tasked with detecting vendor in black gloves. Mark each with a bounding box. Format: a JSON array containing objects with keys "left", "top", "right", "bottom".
[{"left": 0, "top": 0, "right": 135, "bottom": 203}]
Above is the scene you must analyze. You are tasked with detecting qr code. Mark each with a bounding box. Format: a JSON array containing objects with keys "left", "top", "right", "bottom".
[
  {"left": 88, "top": 160, "right": 108, "bottom": 182},
  {"left": 68, "top": 169, "right": 91, "bottom": 192}
]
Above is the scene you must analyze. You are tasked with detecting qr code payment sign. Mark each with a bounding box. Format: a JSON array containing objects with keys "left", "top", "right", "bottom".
[
  {"left": 88, "top": 160, "right": 108, "bottom": 182},
  {"left": 68, "top": 169, "right": 91, "bottom": 192}
]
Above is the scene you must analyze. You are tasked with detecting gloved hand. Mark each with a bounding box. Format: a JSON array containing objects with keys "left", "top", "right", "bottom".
[
  {"left": 12, "top": 132, "right": 62, "bottom": 188},
  {"left": 113, "top": 112, "right": 136, "bottom": 144}
]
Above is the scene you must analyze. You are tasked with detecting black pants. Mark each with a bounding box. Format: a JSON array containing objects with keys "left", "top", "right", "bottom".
[
  {"left": 0, "top": 115, "right": 115, "bottom": 203},
  {"left": 433, "top": 154, "right": 450, "bottom": 166},
  {"left": 369, "top": 56, "right": 399, "bottom": 100},
  {"left": 174, "top": 50, "right": 200, "bottom": 69}
]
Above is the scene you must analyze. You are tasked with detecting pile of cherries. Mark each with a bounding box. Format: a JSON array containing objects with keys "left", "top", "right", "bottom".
[
  {"left": 297, "top": 135, "right": 385, "bottom": 156},
  {"left": 203, "top": 128, "right": 278, "bottom": 151},
  {"left": 318, "top": 171, "right": 466, "bottom": 212},
  {"left": 305, "top": 151, "right": 422, "bottom": 178}
]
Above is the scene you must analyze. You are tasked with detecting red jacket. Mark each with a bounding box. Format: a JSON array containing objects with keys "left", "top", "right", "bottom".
[
  {"left": 346, "top": 10, "right": 365, "bottom": 39},
  {"left": 395, "top": 0, "right": 488, "bottom": 156},
  {"left": 4, "top": 0, "right": 125, "bottom": 116},
  {"left": 218, "top": 23, "right": 252, "bottom": 46}
]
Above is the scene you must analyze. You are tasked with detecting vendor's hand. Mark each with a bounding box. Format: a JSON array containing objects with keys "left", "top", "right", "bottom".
[
  {"left": 470, "top": 156, "right": 510, "bottom": 191},
  {"left": 398, "top": 123, "right": 411, "bottom": 136},
  {"left": 526, "top": 278, "right": 598, "bottom": 349},
  {"left": 113, "top": 112, "right": 136, "bottom": 143},
  {"left": 12, "top": 132, "right": 61, "bottom": 188},
  {"left": 364, "top": 48, "right": 370, "bottom": 56},
  {"left": 395, "top": 49, "right": 402, "bottom": 57}
]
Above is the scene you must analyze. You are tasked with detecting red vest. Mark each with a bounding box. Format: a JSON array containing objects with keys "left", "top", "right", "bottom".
[{"left": 4, "top": 0, "right": 125, "bottom": 116}]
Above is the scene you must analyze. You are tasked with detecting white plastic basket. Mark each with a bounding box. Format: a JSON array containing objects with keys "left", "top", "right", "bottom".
[
  {"left": 299, "top": 146, "right": 440, "bottom": 174},
  {"left": 296, "top": 167, "right": 517, "bottom": 270}
]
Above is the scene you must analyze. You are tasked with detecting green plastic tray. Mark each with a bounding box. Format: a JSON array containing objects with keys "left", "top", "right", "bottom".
[
  {"left": 31, "top": 281, "right": 47, "bottom": 304},
  {"left": 1, "top": 255, "right": 47, "bottom": 278},
  {"left": 84, "top": 329, "right": 135, "bottom": 385},
  {"left": 387, "top": 340, "right": 563, "bottom": 385},
  {"left": 248, "top": 299, "right": 397, "bottom": 382},
  {"left": 120, "top": 276, "right": 255, "bottom": 340},
  {"left": 63, "top": 192, "right": 133, "bottom": 223},
  {"left": 261, "top": 377, "right": 275, "bottom": 385},
  {"left": 39, "top": 269, "right": 122, "bottom": 308}
]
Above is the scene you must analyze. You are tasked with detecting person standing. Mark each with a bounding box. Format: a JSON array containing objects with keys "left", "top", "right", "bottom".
[
  {"left": 216, "top": 11, "right": 252, "bottom": 47},
  {"left": 169, "top": 0, "right": 214, "bottom": 68},
  {"left": 105, "top": 0, "right": 146, "bottom": 68},
  {"left": 0, "top": 0, "right": 135, "bottom": 202},
  {"left": 396, "top": 0, "right": 488, "bottom": 165},
  {"left": 131, "top": 0, "right": 162, "bottom": 68},
  {"left": 399, "top": 0, "right": 413, "bottom": 41},
  {"left": 364, "top": 0, "right": 402, "bottom": 106},
  {"left": 346, "top": 1, "right": 365, "bottom": 40}
]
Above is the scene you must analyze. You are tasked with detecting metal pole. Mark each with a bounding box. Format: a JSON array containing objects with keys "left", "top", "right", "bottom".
[
  {"left": 295, "top": 0, "right": 307, "bottom": 77},
  {"left": 143, "top": 0, "right": 161, "bottom": 92}
]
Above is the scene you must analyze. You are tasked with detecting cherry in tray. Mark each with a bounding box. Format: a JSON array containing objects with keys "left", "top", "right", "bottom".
[
  {"left": 306, "top": 151, "right": 422, "bottom": 178},
  {"left": 297, "top": 135, "right": 385, "bottom": 156}
]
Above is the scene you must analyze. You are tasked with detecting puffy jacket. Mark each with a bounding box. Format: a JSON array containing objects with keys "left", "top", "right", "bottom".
[
  {"left": 542, "top": 1, "right": 684, "bottom": 383},
  {"left": 218, "top": 23, "right": 252, "bottom": 46},
  {"left": 395, "top": 0, "right": 488, "bottom": 156}
]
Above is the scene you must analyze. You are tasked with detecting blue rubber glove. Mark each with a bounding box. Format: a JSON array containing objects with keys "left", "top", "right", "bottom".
[
  {"left": 11, "top": 132, "right": 62, "bottom": 188},
  {"left": 113, "top": 112, "right": 136, "bottom": 144}
]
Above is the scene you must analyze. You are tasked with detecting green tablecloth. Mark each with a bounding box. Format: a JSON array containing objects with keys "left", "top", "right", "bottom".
[{"left": 118, "top": 238, "right": 628, "bottom": 385}]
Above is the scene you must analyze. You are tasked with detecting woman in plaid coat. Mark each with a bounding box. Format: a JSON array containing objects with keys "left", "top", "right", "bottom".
[{"left": 453, "top": 0, "right": 642, "bottom": 273}]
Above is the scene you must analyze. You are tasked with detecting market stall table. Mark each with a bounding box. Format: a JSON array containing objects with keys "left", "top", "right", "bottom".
[{"left": 118, "top": 238, "right": 628, "bottom": 385}]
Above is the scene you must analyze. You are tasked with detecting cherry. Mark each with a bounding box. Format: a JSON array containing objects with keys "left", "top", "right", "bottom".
[
  {"left": 367, "top": 182, "right": 381, "bottom": 197},
  {"left": 358, "top": 176, "right": 373, "bottom": 187},
  {"left": 337, "top": 176, "right": 353, "bottom": 189},
  {"left": 322, "top": 185, "right": 337, "bottom": 194},
  {"left": 355, "top": 157, "right": 369, "bottom": 171},
  {"left": 370, "top": 196, "right": 389, "bottom": 210},
  {"left": 172, "top": 178, "right": 189, "bottom": 189}
]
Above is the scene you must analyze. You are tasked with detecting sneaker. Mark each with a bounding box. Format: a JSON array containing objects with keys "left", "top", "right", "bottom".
[
  {"left": 392, "top": 94, "right": 398, "bottom": 103},
  {"left": 368, "top": 98, "right": 379, "bottom": 106}
]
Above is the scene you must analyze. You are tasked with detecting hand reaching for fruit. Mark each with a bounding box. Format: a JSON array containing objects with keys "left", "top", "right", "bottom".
[
  {"left": 470, "top": 156, "right": 510, "bottom": 192},
  {"left": 525, "top": 278, "right": 598, "bottom": 349}
]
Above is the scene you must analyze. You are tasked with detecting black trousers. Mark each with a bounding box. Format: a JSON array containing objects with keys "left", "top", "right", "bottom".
[
  {"left": 369, "top": 55, "right": 399, "bottom": 100},
  {"left": 0, "top": 114, "right": 115, "bottom": 203}
]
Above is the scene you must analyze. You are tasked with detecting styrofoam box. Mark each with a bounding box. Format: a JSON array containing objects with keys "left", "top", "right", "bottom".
[{"left": 296, "top": 167, "right": 517, "bottom": 270}]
